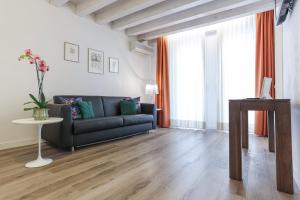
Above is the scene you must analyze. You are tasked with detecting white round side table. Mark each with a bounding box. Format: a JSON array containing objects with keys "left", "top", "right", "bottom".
[{"left": 12, "top": 117, "right": 63, "bottom": 168}]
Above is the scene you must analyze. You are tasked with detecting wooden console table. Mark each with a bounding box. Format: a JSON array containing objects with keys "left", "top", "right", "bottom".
[{"left": 229, "top": 99, "right": 293, "bottom": 194}]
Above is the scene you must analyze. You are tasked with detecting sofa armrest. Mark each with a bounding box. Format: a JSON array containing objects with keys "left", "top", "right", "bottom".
[
  {"left": 141, "top": 103, "right": 157, "bottom": 129},
  {"left": 41, "top": 104, "right": 73, "bottom": 150}
]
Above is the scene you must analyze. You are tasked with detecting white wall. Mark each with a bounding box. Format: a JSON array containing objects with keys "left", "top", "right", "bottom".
[
  {"left": 282, "top": 0, "right": 300, "bottom": 187},
  {"left": 0, "top": 0, "right": 155, "bottom": 149},
  {"left": 275, "top": 25, "right": 283, "bottom": 98}
]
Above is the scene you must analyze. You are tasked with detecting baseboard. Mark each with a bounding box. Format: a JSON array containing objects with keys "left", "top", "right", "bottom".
[{"left": 0, "top": 138, "right": 38, "bottom": 150}]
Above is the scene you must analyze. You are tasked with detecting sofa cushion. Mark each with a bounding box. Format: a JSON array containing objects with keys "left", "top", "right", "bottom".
[
  {"left": 122, "top": 114, "right": 154, "bottom": 126},
  {"left": 133, "top": 97, "right": 142, "bottom": 114},
  {"left": 124, "top": 97, "right": 141, "bottom": 114},
  {"left": 54, "top": 95, "right": 105, "bottom": 118},
  {"left": 57, "top": 97, "right": 83, "bottom": 119},
  {"left": 73, "top": 117, "right": 123, "bottom": 135},
  {"left": 77, "top": 101, "right": 95, "bottom": 119},
  {"left": 102, "top": 96, "right": 127, "bottom": 116},
  {"left": 120, "top": 100, "right": 137, "bottom": 115}
]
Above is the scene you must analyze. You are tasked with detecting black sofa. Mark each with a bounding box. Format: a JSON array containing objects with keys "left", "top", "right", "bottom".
[{"left": 42, "top": 95, "right": 157, "bottom": 150}]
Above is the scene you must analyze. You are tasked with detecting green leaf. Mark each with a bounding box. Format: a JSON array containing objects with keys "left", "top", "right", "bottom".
[
  {"left": 23, "top": 101, "right": 34, "bottom": 105},
  {"left": 29, "top": 94, "right": 42, "bottom": 108},
  {"left": 24, "top": 107, "right": 36, "bottom": 111},
  {"left": 41, "top": 92, "right": 46, "bottom": 104},
  {"left": 39, "top": 93, "right": 47, "bottom": 108}
]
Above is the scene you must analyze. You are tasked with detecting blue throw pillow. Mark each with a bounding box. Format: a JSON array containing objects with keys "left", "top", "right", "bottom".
[{"left": 58, "top": 97, "right": 83, "bottom": 119}]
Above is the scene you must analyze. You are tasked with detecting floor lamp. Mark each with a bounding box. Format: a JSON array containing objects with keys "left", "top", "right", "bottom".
[{"left": 145, "top": 84, "right": 158, "bottom": 104}]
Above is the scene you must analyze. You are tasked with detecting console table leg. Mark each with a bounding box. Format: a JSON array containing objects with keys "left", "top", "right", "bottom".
[
  {"left": 268, "top": 111, "right": 275, "bottom": 152},
  {"left": 275, "top": 101, "right": 293, "bottom": 194},
  {"left": 241, "top": 111, "right": 248, "bottom": 149},
  {"left": 229, "top": 101, "right": 242, "bottom": 180}
]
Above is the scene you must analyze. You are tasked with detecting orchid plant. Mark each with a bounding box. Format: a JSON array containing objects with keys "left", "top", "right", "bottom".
[{"left": 18, "top": 49, "right": 50, "bottom": 111}]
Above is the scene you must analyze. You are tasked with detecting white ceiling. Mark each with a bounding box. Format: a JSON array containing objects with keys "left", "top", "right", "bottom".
[{"left": 49, "top": 0, "right": 275, "bottom": 41}]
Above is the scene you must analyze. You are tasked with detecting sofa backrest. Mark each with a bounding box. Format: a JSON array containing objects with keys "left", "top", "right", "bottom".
[
  {"left": 102, "top": 96, "right": 127, "bottom": 116},
  {"left": 53, "top": 95, "right": 105, "bottom": 118},
  {"left": 53, "top": 95, "right": 131, "bottom": 118}
]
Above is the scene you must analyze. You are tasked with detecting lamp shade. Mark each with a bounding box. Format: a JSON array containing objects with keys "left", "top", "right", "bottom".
[{"left": 145, "top": 84, "right": 158, "bottom": 95}]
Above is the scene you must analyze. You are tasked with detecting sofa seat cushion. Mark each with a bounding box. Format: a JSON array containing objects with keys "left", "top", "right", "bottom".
[
  {"left": 73, "top": 117, "right": 123, "bottom": 135},
  {"left": 122, "top": 114, "right": 154, "bottom": 126}
]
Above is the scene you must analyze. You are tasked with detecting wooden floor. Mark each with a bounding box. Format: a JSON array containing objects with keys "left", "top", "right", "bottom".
[{"left": 0, "top": 129, "right": 299, "bottom": 200}]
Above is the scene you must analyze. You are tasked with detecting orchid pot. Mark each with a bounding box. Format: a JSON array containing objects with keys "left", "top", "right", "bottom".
[{"left": 33, "top": 108, "right": 49, "bottom": 121}]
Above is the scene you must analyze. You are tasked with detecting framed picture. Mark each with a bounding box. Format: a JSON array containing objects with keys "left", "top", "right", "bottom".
[
  {"left": 109, "top": 57, "right": 119, "bottom": 73},
  {"left": 64, "top": 42, "right": 79, "bottom": 63},
  {"left": 260, "top": 77, "right": 272, "bottom": 99},
  {"left": 88, "top": 48, "right": 104, "bottom": 74}
]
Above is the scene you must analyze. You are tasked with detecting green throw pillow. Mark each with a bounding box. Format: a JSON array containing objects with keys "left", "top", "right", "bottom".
[
  {"left": 120, "top": 100, "right": 137, "bottom": 115},
  {"left": 77, "top": 101, "right": 95, "bottom": 119}
]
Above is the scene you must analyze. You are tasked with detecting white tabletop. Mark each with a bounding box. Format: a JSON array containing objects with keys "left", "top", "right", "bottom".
[{"left": 12, "top": 117, "right": 63, "bottom": 125}]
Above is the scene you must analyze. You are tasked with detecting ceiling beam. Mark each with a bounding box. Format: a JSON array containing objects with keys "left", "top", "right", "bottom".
[
  {"left": 49, "top": 0, "right": 70, "bottom": 6},
  {"left": 138, "top": 0, "right": 274, "bottom": 41},
  {"left": 111, "top": 0, "right": 212, "bottom": 31},
  {"left": 127, "top": 0, "right": 262, "bottom": 36},
  {"left": 76, "top": 0, "right": 118, "bottom": 16},
  {"left": 95, "top": 0, "right": 166, "bottom": 25}
]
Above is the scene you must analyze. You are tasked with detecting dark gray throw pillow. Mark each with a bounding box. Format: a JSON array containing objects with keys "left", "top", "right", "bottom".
[{"left": 132, "top": 97, "right": 141, "bottom": 114}]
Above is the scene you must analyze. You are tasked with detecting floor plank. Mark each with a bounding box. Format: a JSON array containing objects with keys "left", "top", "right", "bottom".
[{"left": 0, "top": 128, "right": 299, "bottom": 200}]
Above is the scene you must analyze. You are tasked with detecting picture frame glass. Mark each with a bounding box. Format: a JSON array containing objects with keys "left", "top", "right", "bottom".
[
  {"left": 64, "top": 42, "right": 79, "bottom": 62},
  {"left": 88, "top": 49, "right": 104, "bottom": 74},
  {"left": 109, "top": 58, "right": 119, "bottom": 73},
  {"left": 261, "top": 77, "right": 272, "bottom": 99}
]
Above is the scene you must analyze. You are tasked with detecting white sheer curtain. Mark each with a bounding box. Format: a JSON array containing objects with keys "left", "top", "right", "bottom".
[
  {"left": 168, "top": 15, "right": 256, "bottom": 130},
  {"left": 219, "top": 16, "right": 256, "bottom": 131},
  {"left": 168, "top": 29, "right": 205, "bottom": 129}
]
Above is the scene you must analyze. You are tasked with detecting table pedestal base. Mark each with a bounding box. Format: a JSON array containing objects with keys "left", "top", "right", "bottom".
[
  {"left": 25, "top": 157, "right": 53, "bottom": 168},
  {"left": 12, "top": 118, "right": 64, "bottom": 168},
  {"left": 25, "top": 124, "right": 53, "bottom": 168}
]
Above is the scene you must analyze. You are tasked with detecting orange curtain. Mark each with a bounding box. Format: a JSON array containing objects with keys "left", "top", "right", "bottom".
[
  {"left": 156, "top": 37, "right": 170, "bottom": 128},
  {"left": 255, "top": 10, "right": 275, "bottom": 136}
]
